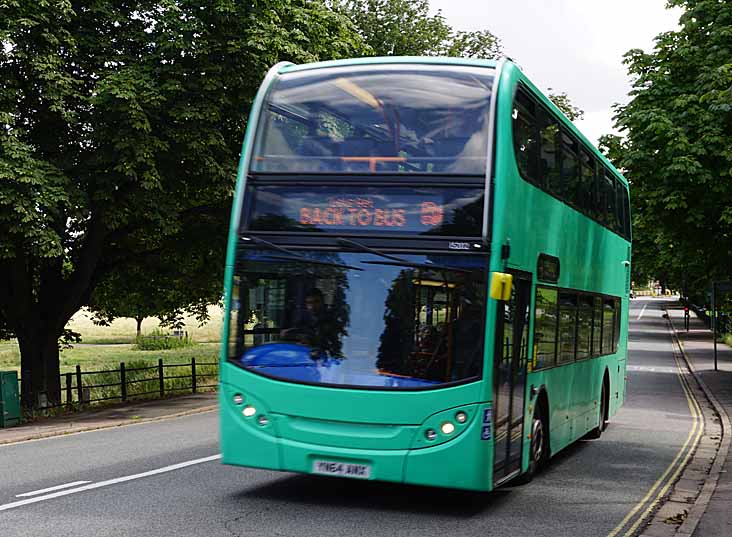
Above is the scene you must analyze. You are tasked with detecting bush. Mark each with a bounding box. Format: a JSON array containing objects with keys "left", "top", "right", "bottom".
[{"left": 135, "top": 329, "right": 194, "bottom": 350}]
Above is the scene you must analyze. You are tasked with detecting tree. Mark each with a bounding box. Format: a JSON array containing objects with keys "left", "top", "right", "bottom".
[
  {"left": 330, "top": 0, "right": 502, "bottom": 58},
  {"left": 548, "top": 91, "right": 585, "bottom": 122},
  {"left": 599, "top": 133, "right": 669, "bottom": 291},
  {"left": 0, "top": 0, "right": 368, "bottom": 408},
  {"left": 611, "top": 0, "right": 732, "bottom": 301},
  {"left": 88, "top": 188, "right": 231, "bottom": 336}
]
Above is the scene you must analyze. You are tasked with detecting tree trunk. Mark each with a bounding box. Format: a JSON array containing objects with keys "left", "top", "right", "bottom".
[
  {"left": 17, "top": 331, "right": 62, "bottom": 409},
  {"left": 135, "top": 316, "right": 144, "bottom": 338}
]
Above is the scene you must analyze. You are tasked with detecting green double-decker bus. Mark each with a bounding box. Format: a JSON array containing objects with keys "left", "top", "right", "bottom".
[{"left": 220, "top": 57, "right": 631, "bottom": 490}]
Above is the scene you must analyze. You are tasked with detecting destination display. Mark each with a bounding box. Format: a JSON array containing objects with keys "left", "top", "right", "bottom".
[{"left": 245, "top": 185, "right": 484, "bottom": 236}]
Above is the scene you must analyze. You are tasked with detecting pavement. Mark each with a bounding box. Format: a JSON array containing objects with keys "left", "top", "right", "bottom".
[
  {"left": 664, "top": 302, "right": 732, "bottom": 537},
  {"left": 0, "top": 391, "right": 218, "bottom": 445}
]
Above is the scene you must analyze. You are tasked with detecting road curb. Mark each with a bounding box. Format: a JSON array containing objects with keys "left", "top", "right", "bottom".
[
  {"left": 0, "top": 404, "right": 218, "bottom": 446},
  {"left": 664, "top": 312, "right": 731, "bottom": 537}
]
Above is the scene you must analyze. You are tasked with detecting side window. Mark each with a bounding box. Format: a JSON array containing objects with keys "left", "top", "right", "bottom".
[
  {"left": 576, "top": 295, "right": 593, "bottom": 360},
  {"left": 581, "top": 151, "right": 598, "bottom": 220},
  {"left": 605, "top": 171, "right": 619, "bottom": 232},
  {"left": 558, "top": 292, "right": 577, "bottom": 364},
  {"left": 534, "top": 287, "right": 558, "bottom": 369},
  {"left": 602, "top": 298, "right": 615, "bottom": 354},
  {"left": 614, "top": 179, "right": 625, "bottom": 236},
  {"left": 622, "top": 186, "right": 631, "bottom": 239},
  {"left": 513, "top": 90, "right": 539, "bottom": 184},
  {"left": 595, "top": 170, "right": 608, "bottom": 227},
  {"left": 593, "top": 169, "right": 602, "bottom": 226},
  {"left": 560, "top": 131, "right": 580, "bottom": 207},
  {"left": 538, "top": 107, "right": 561, "bottom": 194},
  {"left": 592, "top": 296, "right": 603, "bottom": 356},
  {"left": 512, "top": 87, "right": 630, "bottom": 241},
  {"left": 614, "top": 298, "right": 621, "bottom": 353}
]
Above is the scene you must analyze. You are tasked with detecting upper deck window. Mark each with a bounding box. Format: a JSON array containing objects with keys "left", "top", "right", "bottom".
[{"left": 251, "top": 65, "right": 494, "bottom": 175}]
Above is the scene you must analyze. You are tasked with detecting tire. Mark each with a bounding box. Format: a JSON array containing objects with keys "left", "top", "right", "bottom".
[
  {"left": 586, "top": 379, "right": 608, "bottom": 440},
  {"left": 518, "top": 405, "right": 549, "bottom": 484}
]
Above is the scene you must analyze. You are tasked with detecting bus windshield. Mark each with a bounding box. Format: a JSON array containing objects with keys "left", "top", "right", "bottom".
[
  {"left": 230, "top": 250, "right": 487, "bottom": 389},
  {"left": 252, "top": 65, "right": 494, "bottom": 175}
]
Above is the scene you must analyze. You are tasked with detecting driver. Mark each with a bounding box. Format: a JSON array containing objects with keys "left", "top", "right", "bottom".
[{"left": 281, "top": 288, "right": 340, "bottom": 356}]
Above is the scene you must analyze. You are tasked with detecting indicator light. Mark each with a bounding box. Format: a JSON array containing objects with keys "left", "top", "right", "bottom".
[
  {"left": 425, "top": 429, "right": 437, "bottom": 441},
  {"left": 242, "top": 405, "right": 256, "bottom": 417},
  {"left": 441, "top": 422, "right": 455, "bottom": 435},
  {"left": 258, "top": 415, "right": 269, "bottom": 426},
  {"left": 455, "top": 411, "right": 468, "bottom": 424},
  {"left": 233, "top": 394, "right": 244, "bottom": 405}
]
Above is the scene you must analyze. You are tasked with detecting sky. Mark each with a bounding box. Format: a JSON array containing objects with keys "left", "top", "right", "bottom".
[{"left": 429, "top": 0, "right": 683, "bottom": 144}]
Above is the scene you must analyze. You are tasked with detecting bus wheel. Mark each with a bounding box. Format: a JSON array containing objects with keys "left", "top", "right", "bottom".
[
  {"left": 586, "top": 380, "right": 608, "bottom": 439},
  {"left": 515, "top": 404, "right": 548, "bottom": 485},
  {"left": 522, "top": 406, "right": 548, "bottom": 482}
]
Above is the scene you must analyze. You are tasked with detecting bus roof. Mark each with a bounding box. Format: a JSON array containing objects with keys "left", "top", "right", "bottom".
[{"left": 277, "top": 56, "right": 498, "bottom": 75}]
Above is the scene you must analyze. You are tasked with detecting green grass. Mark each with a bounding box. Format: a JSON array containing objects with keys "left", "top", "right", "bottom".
[
  {"left": 0, "top": 341, "right": 20, "bottom": 373},
  {"left": 0, "top": 305, "right": 223, "bottom": 376},
  {"left": 59, "top": 343, "right": 220, "bottom": 372},
  {"left": 77, "top": 359, "right": 219, "bottom": 405},
  {"left": 65, "top": 306, "right": 224, "bottom": 343},
  {"left": 135, "top": 329, "right": 196, "bottom": 351},
  {"left": 1, "top": 308, "right": 223, "bottom": 416},
  {"left": 723, "top": 333, "right": 732, "bottom": 347},
  {"left": 1, "top": 341, "right": 220, "bottom": 375}
]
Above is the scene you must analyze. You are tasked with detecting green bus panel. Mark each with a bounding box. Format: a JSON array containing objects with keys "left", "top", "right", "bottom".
[
  {"left": 491, "top": 63, "right": 629, "bottom": 466},
  {"left": 220, "top": 366, "right": 494, "bottom": 490}
]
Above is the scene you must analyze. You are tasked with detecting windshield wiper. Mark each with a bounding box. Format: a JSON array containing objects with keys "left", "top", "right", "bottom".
[
  {"left": 241, "top": 236, "right": 363, "bottom": 271},
  {"left": 336, "top": 237, "right": 470, "bottom": 274}
]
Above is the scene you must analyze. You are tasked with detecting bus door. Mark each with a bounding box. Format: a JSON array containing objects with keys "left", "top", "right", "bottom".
[{"left": 492, "top": 272, "right": 531, "bottom": 484}]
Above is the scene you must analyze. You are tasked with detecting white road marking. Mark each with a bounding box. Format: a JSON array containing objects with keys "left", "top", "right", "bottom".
[
  {"left": 627, "top": 365, "right": 677, "bottom": 374},
  {"left": 16, "top": 481, "right": 91, "bottom": 498},
  {"left": 637, "top": 304, "right": 648, "bottom": 320},
  {"left": 0, "top": 454, "right": 221, "bottom": 512}
]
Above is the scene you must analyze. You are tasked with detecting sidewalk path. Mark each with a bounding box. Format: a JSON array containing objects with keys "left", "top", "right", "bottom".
[
  {"left": 0, "top": 392, "right": 218, "bottom": 446},
  {"left": 667, "top": 303, "right": 732, "bottom": 536}
]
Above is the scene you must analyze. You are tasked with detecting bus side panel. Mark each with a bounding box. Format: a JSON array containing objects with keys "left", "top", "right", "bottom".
[{"left": 492, "top": 65, "right": 629, "bottom": 466}]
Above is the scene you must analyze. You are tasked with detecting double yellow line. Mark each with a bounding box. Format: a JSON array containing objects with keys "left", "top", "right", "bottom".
[{"left": 607, "top": 339, "right": 703, "bottom": 537}]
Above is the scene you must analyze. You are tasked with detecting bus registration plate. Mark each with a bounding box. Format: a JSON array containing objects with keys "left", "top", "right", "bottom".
[{"left": 312, "top": 460, "right": 371, "bottom": 479}]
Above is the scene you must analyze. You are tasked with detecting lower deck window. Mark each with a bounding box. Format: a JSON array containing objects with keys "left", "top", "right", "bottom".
[
  {"left": 534, "top": 287, "right": 558, "bottom": 369},
  {"left": 533, "top": 286, "right": 621, "bottom": 371}
]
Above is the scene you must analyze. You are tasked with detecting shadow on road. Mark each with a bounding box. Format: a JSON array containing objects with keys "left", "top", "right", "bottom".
[
  {"left": 237, "top": 472, "right": 511, "bottom": 518},
  {"left": 236, "top": 438, "right": 602, "bottom": 517}
]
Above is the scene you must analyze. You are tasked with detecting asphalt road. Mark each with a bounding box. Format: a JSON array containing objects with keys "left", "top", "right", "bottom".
[{"left": 0, "top": 298, "right": 696, "bottom": 537}]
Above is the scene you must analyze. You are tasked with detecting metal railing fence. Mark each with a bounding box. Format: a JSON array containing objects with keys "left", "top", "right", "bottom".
[{"left": 18, "top": 357, "right": 218, "bottom": 410}]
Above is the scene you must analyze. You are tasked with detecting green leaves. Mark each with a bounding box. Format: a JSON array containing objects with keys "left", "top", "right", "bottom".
[
  {"left": 0, "top": 0, "right": 371, "bottom": 402},
  {"left": 330, "top": 0, "right": 501, "bottom": 59},
  {"left": 547, "top": 91, "right": 584, "bottom": 122}
]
